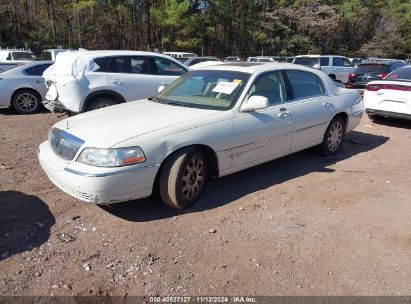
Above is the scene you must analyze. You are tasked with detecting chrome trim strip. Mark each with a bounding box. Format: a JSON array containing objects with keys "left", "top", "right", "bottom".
[
  {"left": 294, "top": 121, "right": 327, "bottom": 133},
  {"left": 64, "top": 164, "right": 160, "bottom": 177}
]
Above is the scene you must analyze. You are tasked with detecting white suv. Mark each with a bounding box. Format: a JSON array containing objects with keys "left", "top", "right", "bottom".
[
  {"left": 43, "top": 50, "right": 188, "bottom": 113},
  {"left": 293, "top": 55, "right": 355, "bottom": 83}
]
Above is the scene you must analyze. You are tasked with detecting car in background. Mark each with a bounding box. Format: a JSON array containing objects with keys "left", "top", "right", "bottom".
[
  {"left": 183, "top": 56, "right": 220, "bottom": 67},
  {"left": 293, "top": 55, "right": 355, "bottom": 83},
  {"left": 43, "top": 50, "right": 189, "bottom": 113},
  {"left": 346, "top": 61, "right": 407, "bottom": 93},
  {"left": 364, "top": 65, "right": 411, "bottom": 121},
  {"left": 349, "top": 58, "right": 366, "bottom": 67},
  {"left": 224, "top": 56, "right": 242, "bottom": 62},
  {"left": 285, "top": 56, "right": 295, "bottom": 63},
  {"left": 0, "top": 49, "right": 36, "bottom": 63},
  {"left": 42, "top": 49, "right": 71, "bottom": 61},
  {"left": 0, "top": 61, "right": 53, "bottom": 114},
  {"left": 38, "top": 63, "right": 362, "bottom": 208},
  {"left": 163, "top": 52, "right": 197, "bottom": 59},
  {"left": 246, "top": 56, "right": 275, "bottom": 63}
]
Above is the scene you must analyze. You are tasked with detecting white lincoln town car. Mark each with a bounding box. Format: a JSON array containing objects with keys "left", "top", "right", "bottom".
[{"left": 38, "top": 63, "right": 363, "bottom": 209}]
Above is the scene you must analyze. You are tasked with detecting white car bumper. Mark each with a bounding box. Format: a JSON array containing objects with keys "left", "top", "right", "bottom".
[{"left": 38, "top": 141, "right": 159, "bottom": 204}]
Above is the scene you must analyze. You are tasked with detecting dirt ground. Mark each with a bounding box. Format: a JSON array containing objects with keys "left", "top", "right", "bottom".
[{"left": 0, "top": 106, "right": 410, "bottom": 297}]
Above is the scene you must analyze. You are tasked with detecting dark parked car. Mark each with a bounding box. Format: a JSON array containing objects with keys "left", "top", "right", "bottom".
[
  {"left": 346, "top": 61, "right": 407, "bottom": 92},
  {"left": 183, "top": 56, "right": 221, "bottom": 66}
]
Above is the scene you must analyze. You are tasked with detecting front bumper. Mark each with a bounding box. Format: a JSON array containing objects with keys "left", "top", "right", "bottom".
[
  {"left": 366, "top": 109, "right": 411, "bottom": 120},
  {"left": 38, "top": 141, "right": 159, "bottom": 204}
]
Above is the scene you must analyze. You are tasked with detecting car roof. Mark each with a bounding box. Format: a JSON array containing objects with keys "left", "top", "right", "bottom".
[
  {"left": 295, "top": 55, "right": 345, "bottom": 58},
  {"left": 198, "top": 62, "right": 306, "bottom": 74}
]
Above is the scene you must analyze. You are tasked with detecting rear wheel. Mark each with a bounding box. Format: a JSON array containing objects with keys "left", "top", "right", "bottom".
[
  {"left": 159, "top": 147, "right": 207, "bottom": 209},
  {"left": 85, "top": 96, "right": 117, "bottom": 112},
  {"left": 319, "top": 116, "right": 346, "bottom": 156},
  {"left": 12, "top": 89, "right": 41, "bottom": 114}
]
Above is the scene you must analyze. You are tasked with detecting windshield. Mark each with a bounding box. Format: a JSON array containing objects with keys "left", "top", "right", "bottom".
[
  {"left": 293, "top": 57, "right": 319, "bottom": 67},
  {"left": 12, "top": 52, "right": 36, "bottom": 61},
  {"left": 156, "top": 70, "right": 250, "bottom": 110},
  {"left": 386, "top": 67, "right": 411, "bottom": 80}
]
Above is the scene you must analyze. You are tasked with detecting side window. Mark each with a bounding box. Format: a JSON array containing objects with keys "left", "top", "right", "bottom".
[
  {"left": 153, "top": 57, "right": 186, "bottom": 76},
  {"left": 33, "top": 64, "right": 52, "bottom": 76},
  {"left": 332, "top": 57, "right": 344, "bottom": 66},
  {"left": 247, "top": 72, "right": 287, "bottom": 106},
  {"left": 342, "top": 58, "right": 352, "bottom": 67},
  {"left": 106, "top": 56, "right": 151, "bottom": 74},
  {"left": 24, "top": 67, "right": 36, "bottom": 76},
  {"left": 93, "top": 57, "right": 110, "bottom": 72},
  {"left": 320, "top": 57, "right": 329, "bottom": 66},
  {"left": 285, "top": 70, "right": 326, "bottom": 99}
]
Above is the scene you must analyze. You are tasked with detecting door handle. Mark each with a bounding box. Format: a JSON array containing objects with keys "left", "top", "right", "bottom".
[
  {"left": 111, "top": 80, "right": 122, "bottom": 85},
  {"left": 322, "top": 102, "right": 332, "bottom": 107},
  {"left": 278, "top": 111, "right": 290, "bottom": 118}
]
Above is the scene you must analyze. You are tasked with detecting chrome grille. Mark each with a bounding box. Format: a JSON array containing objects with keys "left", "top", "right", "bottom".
[{"left": 48, "top": 128, "right": 84, "bottom": 160}]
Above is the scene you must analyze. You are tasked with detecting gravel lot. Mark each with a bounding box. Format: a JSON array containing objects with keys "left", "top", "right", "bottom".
[{"left": 0, "top": 106, "right": 410, "bottom": 296}]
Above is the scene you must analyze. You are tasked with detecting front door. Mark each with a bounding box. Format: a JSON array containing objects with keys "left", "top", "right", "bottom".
[{"left": 228, "top": 71, "right": 295, "bottom": 174}]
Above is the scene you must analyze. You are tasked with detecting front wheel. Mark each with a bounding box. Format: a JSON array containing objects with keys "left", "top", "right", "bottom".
[
  {"left": 159, "top": 148, "right": 207, "bottom": 209},
  {"left": 319, "top": 116, "right": 346, "bottom": 156}
]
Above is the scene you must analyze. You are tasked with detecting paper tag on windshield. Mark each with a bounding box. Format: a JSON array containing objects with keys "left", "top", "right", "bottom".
[{"left": 212, "top": 81, "right": 239, "bottom": 95}]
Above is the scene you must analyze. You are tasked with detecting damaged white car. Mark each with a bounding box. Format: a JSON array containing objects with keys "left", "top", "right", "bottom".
[
  {"left": 42, "top": 50, "right": 188, "bottom": 113},
  {"left": 38, "top": 63, "right": 363, "bottom": 208}
]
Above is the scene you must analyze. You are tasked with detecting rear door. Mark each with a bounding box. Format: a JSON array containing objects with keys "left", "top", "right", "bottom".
[{"left": 283, "top": 70, "right": 335, "bottom": 152}]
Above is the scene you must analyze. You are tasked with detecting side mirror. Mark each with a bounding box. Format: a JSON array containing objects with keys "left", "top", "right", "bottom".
[
  {"left": 241, "top": 95, "right": 269, "bottom": 112},
  {"left": 158, "top": 84, "right": 167, "bottom": 93}
]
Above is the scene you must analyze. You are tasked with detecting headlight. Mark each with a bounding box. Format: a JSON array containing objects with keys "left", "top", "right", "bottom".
[{"left": 77, "top": 147, "right": 145, "bottom": 167}]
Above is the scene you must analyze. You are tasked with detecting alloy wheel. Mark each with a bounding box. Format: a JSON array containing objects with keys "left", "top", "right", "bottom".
[{"left": 181, "top": 156, "right": 205, "bottom": 200}]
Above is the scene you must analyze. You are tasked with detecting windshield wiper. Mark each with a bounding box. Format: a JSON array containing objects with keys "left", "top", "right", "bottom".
[
  {"left": 149, "top": 96, "right": 161, "bottom": 103},
  {"left": 163, "top": 101, "right": 189, "bottom": 107}
]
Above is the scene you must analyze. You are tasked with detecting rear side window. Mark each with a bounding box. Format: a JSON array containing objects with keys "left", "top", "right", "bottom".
[
  {"left": 93, "top": 57, "right": 110, "bottom": 72},
  {"left": 33, "top": 64, "right": 52, "bottom": 76},
  {"left": 386, "top": 67, "right": 411, "bottom": 80},
  {"left": 285, "top": 70, "right": 326, "bottom": 99},
  {"left": 106, "top": 56, "right": 151, "bottom": 74},
  {"left": 333, "top": 57, "right": 352, "bottom": 67},
  {"left": 24, "top": 67, "right": 36, "bottom": 76},
  {"left": 320, "top": 57, "right": 330, "bottom": 66},
  {"left": 152, "top": 57, "right": 186, "bottom": 76}
]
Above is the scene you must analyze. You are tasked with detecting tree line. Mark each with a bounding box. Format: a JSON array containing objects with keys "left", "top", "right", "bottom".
[{"left": 0, "top": 0, "right": 410, "bottom": 58}]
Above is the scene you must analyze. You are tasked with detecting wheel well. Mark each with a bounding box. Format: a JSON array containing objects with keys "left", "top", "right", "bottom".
[
  {"left": 152, "top": 144, "right": 219, "bottom": 196},
  {"left": 11, "top": 88, "right": 41, "bottom": 104},
  {"left": 328, "top": 74, "right": 336, "bottom": 80},
  {"left": 333, "top": 112, "right": 348, "bottom": 129},
  {"left": 83, "top": 91, "right": 126, "bottom": 111}
]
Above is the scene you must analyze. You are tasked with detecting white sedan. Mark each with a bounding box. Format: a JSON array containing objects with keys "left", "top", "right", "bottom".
[
  {"left": 0, "top": 61, "right": 53, "bottom": 114},
  {"left": 364, "top": 66, "right": 411, "bottom": 120},
  {"left": 38, "top": 63, "right": 363, "bottom": 208}
]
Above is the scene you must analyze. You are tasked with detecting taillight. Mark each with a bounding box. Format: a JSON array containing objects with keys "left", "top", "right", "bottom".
[
  {"left": 348, "top": 73, "right": 356, "bottom": 78},
  {"left": 366, "top": 83, "right": 411, "bottom": 92},
  {"left": 376, "top": 73, "right": 388, "bottom": 79}
]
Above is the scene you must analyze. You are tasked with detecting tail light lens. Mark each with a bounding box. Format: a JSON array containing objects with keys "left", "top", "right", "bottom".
[
  {"left": 348, "top": 73, "right": 356, "bottom": 78},
  {"left": 376, "top": 73, "right": 388, "bottom": 79},
  {"left": 366, "top": 83, "right": 411, "bottom": 92}
]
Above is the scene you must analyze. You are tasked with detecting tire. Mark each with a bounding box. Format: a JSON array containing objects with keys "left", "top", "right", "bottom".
[
  {"left": 11, "top": 89, "right": 41, "bottom": 114},
  {"left": 319, "top": 116, "right": 346, "bottom": 156},
  {"left": 85, "top": 96, "right": 117, "bottom": 112},
  {"left": 159, "top": 147, "right": 207, "bottom": 209}
]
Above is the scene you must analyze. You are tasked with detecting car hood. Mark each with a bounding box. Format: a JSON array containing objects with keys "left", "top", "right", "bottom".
[{"left": 54, "top": 100, "right": 221, "bottom": 147}]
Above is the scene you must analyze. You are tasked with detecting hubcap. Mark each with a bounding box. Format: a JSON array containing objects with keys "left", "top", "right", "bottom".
[
  {"left": 16, "top": 93, "right": 38, "bottom": 113},
  {"left": 327, "top": 121, "right": 343, "bottom": 152},
  {"left": 181, "top": 156, "right": 205, "bottom": 200}
]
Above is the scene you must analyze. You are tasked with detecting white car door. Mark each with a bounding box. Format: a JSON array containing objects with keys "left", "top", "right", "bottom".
[
  {"left": 229, "top": 71, "right": 295, "bottom": 173},
  {"left": 103, "top": 55, "right": 163, "bottom": 101},
  {"left": 283, "top": 70, "right": 335, "bottom": 152},
  {"left": 149, "top": 56, "right": 188, "bottom": 87}
]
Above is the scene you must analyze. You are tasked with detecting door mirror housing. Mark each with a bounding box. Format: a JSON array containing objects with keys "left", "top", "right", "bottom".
[
  {"left": 241, "top": 95, "right": 269, "bottom": 112},
  {"left": 158, "top": 84, "right": 167, "bottom": 93}
]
